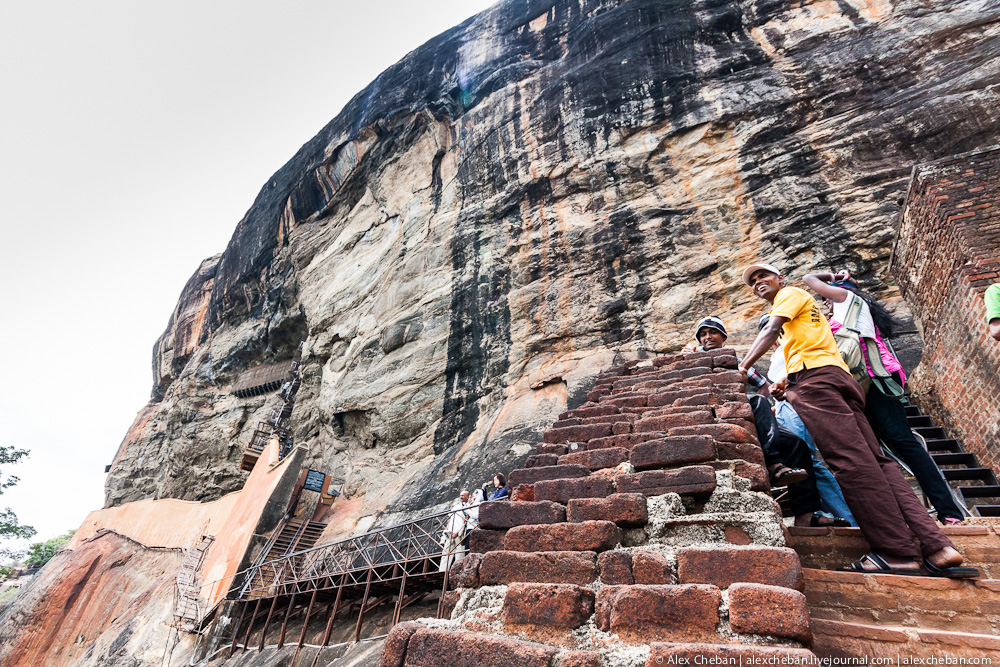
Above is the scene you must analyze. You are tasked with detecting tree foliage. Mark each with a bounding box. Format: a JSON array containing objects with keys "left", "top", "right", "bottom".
[
  {"left": 25, "top": 530, "right": 75, "bottom": 569},
  {"left": 1, "top": 445, "right": 36, "bottom": 557}
]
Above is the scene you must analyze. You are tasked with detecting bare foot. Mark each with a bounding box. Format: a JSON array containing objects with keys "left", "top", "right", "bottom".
[{"left": 927, "top": 546, "right": 964, "bottom": 569}]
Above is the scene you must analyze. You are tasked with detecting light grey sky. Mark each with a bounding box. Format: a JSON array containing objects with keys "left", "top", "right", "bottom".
[{"left": 0, "top": 0, "right": 497, "bottom": 549}]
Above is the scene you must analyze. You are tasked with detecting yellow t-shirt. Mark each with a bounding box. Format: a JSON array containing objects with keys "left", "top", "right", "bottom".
[{"left": 770, "top": 286, "right": 849, "bottom": 375}]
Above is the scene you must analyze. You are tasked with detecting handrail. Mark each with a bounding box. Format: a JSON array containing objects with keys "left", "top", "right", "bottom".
[{"left": 236, "top": 499, "right": 494, "bottom": 600}]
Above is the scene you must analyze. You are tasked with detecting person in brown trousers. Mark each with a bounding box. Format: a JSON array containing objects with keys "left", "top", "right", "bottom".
[{"left": 737, "top": 263, "right": 976, "bottom": 578}]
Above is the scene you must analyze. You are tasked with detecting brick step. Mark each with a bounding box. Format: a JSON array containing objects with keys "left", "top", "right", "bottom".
[
  {"left": 811, "top": 618, "right": 1000, "bottom": 661},
  {"left": 803, "top": 568, "right": 1000, "bottom": 635},
  {"left": 787, "top": 524, "right": 1000, "bottom": 578}
]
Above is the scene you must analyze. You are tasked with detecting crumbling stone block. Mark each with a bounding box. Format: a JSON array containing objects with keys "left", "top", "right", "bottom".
[
  {"left": 559, "top": 406, "right": 618, "bottom": 420},
  {"left": 534, "top": 476, "right": 614, "bottom": 504},
  {"left": 402, "top": 628, "right": 557, "bottom": 667},
  {"left": 714, "top": 440, "right": 765, "bottom": 466},
  {"left": 468, "top": 528, "right": 506, "bottom": 554},
  {"left": 509, "top": 464, "right": 591, "bottom": 487},
  {"left": 502, "top": 583, "right": 595, "bottom": 629},
  {"left": 504, "top": 521, "right": 622, "bottom": 552},
  {"left": 379, "top": 621, "right": 423, "bottom": 667},
  {"left": 632, "top": 550, "right": 674, "bottom": 584},
  {"left": 448, "top": 553, "right": 482, "bottom": 588},
  {"left": 595, "top": 584, "right": 722, "bottom": 642},
  {"left": 676, "top": 546, "right": 803, "bottom": 590},
  {"left": 728, "top": 583, "right": 811, "bottom": 643},
  {"left": 617, "top": 465, "right": 717, "bottom": 497},
  {"left": 582, "top": 432, "right": 666, "bottom": 451},
  {"left": 598, "top": 551, "right": 634, "bottom": 584},
  {"left": 634, "top": 412, "right": 714, "bottom": 432},
  {"left": 567, "top": 493, "right": 648, "bottom": 527},
  {"left": 544, "top": 424, "right": 614, "bottom": 444},
  {"left": 556, "top": 650, "right": 601, "bottom": 667},
  {"left": 479, "top": 551, "right": 599, "bottom": 585},
  {"left": 558, "top": 447, "right": 629, "bottom": 470},
  {"left": 630, "top": 436, "right": 716, "bottom": 470},
  {"left": 526, "top": 454, "right": 560, "bottom": 468},
  {"left": 479, "top": 501, "right": 566, "bottom": 530}
]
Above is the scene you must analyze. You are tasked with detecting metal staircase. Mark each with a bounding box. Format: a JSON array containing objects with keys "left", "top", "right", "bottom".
[{"left": 905, "top": 403, "right": 1000, "bottom": 517}]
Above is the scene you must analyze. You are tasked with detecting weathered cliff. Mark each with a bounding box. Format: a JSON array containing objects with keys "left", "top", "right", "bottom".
[
  {"left": 4, "top": 2, "right": 1000, "bottom": 664},
  {"left": 103, "top": 0, "right": 1000, "bottom": 528}
]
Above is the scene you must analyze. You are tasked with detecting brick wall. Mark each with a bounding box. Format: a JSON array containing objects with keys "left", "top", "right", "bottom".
[{"left": 890, "top": 145, "right": 1000, "bottom": 470}]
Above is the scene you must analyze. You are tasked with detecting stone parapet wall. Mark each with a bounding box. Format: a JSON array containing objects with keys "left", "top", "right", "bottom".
[
  {"left": 380, "top": 350, "right": 819, "bottom": 666},
  {"left": 891, "top": 145, "right": 1000, "bottom": 469}
]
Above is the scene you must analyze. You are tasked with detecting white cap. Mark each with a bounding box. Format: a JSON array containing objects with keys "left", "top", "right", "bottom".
[{"left": 741, "top": 263, "right": 782, "bottom": 286}]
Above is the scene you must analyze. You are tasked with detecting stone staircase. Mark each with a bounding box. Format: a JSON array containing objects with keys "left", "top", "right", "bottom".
[
  {"left": 904, "top": 402, "right": 1000, "bottom": 517},
  {"left": 787, "top": 523, "right": 1000, "bottom": 659},
  {"left": 380, "top": 349, "right": 819, "bottom": 666}
]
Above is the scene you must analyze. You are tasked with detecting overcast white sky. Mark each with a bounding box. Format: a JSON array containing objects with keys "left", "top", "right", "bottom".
[{"left": 0, "top": 0, "right": 497, "bottom": 550}]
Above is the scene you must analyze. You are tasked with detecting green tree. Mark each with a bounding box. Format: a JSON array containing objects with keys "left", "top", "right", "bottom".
[
  {"left": 25, "top": 530, "right": 75, "bottom": 569},
  {"left": 1, "top": 445, "right": 36, "bottom": 559}
]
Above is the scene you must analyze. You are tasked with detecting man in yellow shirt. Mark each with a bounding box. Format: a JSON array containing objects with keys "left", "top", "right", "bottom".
[{"left": 738, "top": 263, "right": 973, "bottom": 578}]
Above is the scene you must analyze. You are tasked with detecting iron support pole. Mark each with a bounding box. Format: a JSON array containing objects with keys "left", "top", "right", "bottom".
[
  {"left": 392, "top": 570, "right": 407, "bottom": 627},
  {"left": 241, "top": 597, "right": 263, "bottom": 653},
  {"left": 259, "top": 594, "right": 281, "bottom": 652},
  {"left": 354, "top": 565, "right": 375, "bottom": 641},
  {"left": 278, "top": 592, "right": 298, "bottom": 648},
  {"left": 228, "top": 601, "right": 249, "bottom": 658}
]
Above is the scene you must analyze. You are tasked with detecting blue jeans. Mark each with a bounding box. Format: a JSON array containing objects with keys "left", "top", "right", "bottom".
[{"left": 776, "top": 401, "right": 857, "bottom": 526}]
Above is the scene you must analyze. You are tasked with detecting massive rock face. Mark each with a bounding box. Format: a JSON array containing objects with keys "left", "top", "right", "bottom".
[{"left": 106, "top": 0, "right": 1000, "bottom": 535}]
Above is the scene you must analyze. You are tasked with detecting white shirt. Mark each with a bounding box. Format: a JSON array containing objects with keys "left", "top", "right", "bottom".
[{"left": 831, "top": 294, "right": 877, "bottom": 339}]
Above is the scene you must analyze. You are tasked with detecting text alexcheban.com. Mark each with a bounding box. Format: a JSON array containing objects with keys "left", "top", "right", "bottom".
[{"left": 650, "top": 656, "right": 994, "bottom": 666}]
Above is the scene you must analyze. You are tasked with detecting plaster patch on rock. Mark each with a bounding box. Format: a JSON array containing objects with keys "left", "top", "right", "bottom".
[{"left": 451, "top": 584, "right": 508, "bottom": 621}]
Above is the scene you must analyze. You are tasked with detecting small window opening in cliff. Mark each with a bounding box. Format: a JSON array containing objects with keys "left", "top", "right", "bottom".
[
  {"left": 333, "top": 410, "right": 375, "bottom": 449},
  {"left": 231, "top": 360, "right": 294, "bottom": 398}
]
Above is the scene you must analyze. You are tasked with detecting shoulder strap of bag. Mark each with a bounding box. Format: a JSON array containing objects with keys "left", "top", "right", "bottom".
[{"left": 842, "top": 293, "right": 863, "bottom": 331}]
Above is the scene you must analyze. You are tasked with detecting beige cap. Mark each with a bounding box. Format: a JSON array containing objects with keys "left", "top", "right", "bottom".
[{"left": 741, "top": 263, "right": 782, "bottom": 286}]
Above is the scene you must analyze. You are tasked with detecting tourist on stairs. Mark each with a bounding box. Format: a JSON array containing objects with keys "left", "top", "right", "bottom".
[
  {"left": 738, "top": 262, "right": 976, "bottom": 578},
  {"left": 802, "top": 270, "right": 965, "bottom": 526},
  {"left": 688, "top": 316, "right": 849, "bottom": 528},
  {"left": 761, "top": 314, "right": 857, "bottom": 527}
]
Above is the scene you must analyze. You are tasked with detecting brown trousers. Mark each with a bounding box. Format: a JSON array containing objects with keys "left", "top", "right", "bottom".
[{"left": 785, "top": 365, "right": 952, "bottom": 559}]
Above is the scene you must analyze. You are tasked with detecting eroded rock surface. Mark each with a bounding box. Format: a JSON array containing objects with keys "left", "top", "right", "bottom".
[{"left": 103, "top": 0, "right": 1000, "bottom": 550}]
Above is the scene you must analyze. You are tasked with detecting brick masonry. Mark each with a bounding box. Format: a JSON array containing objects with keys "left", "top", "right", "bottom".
[
  {"left": 379, "top": 350, "right": 820, "bottom": 666},
  {"left": 890, "top": 145, "right": 1000, "bottom": 467}
]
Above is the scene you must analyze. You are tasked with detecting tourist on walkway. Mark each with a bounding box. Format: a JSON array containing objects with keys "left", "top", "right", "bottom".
[
  {"left": 439, "top": 490, "right": 470, "bottom": 572},
  {"left": 488, "top": 473, "right": 510, "bottom": 501},
  {"left": 737, "top": 263, "right": 974, "bottom": 577}
]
